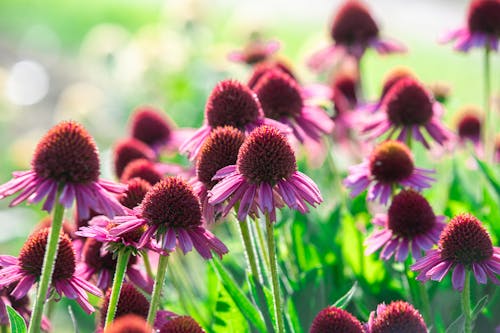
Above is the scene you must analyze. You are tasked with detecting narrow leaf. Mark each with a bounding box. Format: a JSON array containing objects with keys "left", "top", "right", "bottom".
[
  {"left": 7, "top": 306, "right": 27, "bottom": 333},
  {"left": 333, "top": 281, "right": 358, "bottom": 309},
  {"left": 475, "top": 156, "right": 500, "bottom": 197},
  {"left": 472, "top": 295, "right": 488, "bottom": 320}
]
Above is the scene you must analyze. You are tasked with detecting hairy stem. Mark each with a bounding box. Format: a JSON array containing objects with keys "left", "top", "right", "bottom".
[
  {"left": 146, "top": 254, "right": 169, "bottom": 325},
  {"left": 265, "top": 214, "right": 284, "bottom": 333},
  {"left": 104, "top": 247, "right": 131, "bottom": 328}
]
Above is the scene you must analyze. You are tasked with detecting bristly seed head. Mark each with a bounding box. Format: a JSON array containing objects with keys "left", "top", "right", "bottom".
[
  {"left": 104, "top": 314, "right": 151, "bottom": 333},
  {"left": 467, "top": 0, "right": 500, "bottom": 35},
  {"left": 119, "top": 178, "right": 152, "bottom": 209},
  {"left": 330, "top": 0, "right": 379, "bottom": 45},
  {"left": 100, "top": 283, "right": 149, "bottom": 327},
  {"left": 380, "top": 68, "right": 413, "bottom": 100},
  {"left": 130, "top": 106, "right": 172, "bottom": 146},
  {"left": 32, "top": 121, "right": 100, "bottom": 184},
  {"left": 159, "top": 316, "right": 205, "bottom": 333},
  {"left": 457, "top": 108, "right": 482, "bottom": 142},
  {"left": 369, "top": 141, "right": 414, "bottom": 184},
  {"left": 237, "top": 126, "right": 296, "bottom": 185},
  {"left": 196, "top": 126, "right": 245, "bottom": 189},
  {"left": 141, "top": 177, "right": 202, "bottom": 229},
  {"left": 205, "top": 80, "right": 262, "bottom": 129},
  {"left": 253, "top": 69, "right": 304, "bottom": 120},
  {"left": 388, "top": 190, "right": 436, "bottom": 238},
  {"left": 332, "top": 73, "right": 358, "bottom": 105},
  {"left": 120, "top": 159, "right": 163, "bottom": 185},
  {"left": 439, "top": 213, "right": 493, "bottom": 266},
  {"left": 19, "top": 228, "right": 75, "bottom": 281},
  {"left": 309, "top": 306, "right": 364, "bottom": 333},
  {"left": 247, "top": 61, "right": 296, "bottom": 89},
  {"left": 370, "top": 301, "right": 427, "bottom": 333},
  {"left": 113, "top": 138, "right": 156, "bottom": 178},
  {"left": 384, "top": 77, "right": 434, "bottom": 126}
]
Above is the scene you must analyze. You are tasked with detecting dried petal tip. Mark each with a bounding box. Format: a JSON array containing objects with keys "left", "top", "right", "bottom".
[
  {"left": 120, "top": 159, "right": 163, "bottom": 185},
  {"left": 369, "top": 141, "right": 414, "bottom": 184},
  {"left": 159, "top": 316, "right": 205, "bottom": 333},
  {"left": 141, "top": 177, "right": 202, "bottom": 229},
  {"left": 237, "top": 126, "right": 297, "bottom": 185},
  {"left": 309, "top": 306, "right": 364, "bottom": 333},
  {"left": 32, "top": 121, "right": 100, "bottom": 184},
  {"left": 104, "top": 314, "right": 151, "bottom": 333},
  {"left": 467, "top": 0, "right": 500, "bottom": 35},
  {"left": 113, "top": 138, "right": 155, "bottom": 178},
  {"left": 439, "top": 213, "right": 493, "bottom": 266},
  {"left": 100, "top": 283, "right": 149, "bottom": 326},
  {"left": 331, "top": 0, "right": 379, "bottom": 45},
  {"left": 196, "top": 126, "right": 245, "bottom": 189},
  {"left": 206, "top": 80, "right": 261, "bottom": 129},
  {"left": 130, "top": 106, "right": 172, "bottom": 147},
  {"left": 368, "top": 301, "right": 427, "bottom": 333}
]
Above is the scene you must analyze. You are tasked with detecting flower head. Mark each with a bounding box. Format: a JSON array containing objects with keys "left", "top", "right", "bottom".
[
  {"left": 308, "top": 0, "right": 406, "bottom": 71},
  {"left": 0, "top": 228, "right": 102, "bottom": 314},
  {"left": 344, "top": 141, "right": 435, "bottom": 205},
  {"left": 365, "top": 190, "right": 446, "bottom": 261},
  {"left": 100, "top": 283, "right": 149, "bottom": 327},
  {"left": 209, "top": 126, "right": 322, "bottom": 222},
  {"left": 109, "top": 177, "right": 228, "bottom": 258},
  {"left": 119, "top": 178, "right": 152, "bottom": 209},
  {"left": 456, "top": 106, "right": 482, "bottom": 145},
  {"left": 247, "top": 61, "right": 296, "bottom": 89},
  {"left": 104, "top": 314, "right": 152, "bottom": 333},
  {"left": 412, "top": 213, "right": 500, "bottom": 290},
  {"left": 366, "top": 301, "right": 427, "bottom": 333},
  {"left": 362, "top": 77, "right": 451, "bottom": 149},
  {"left": 309, "top": 306, "right": 364, "bottom": 333},
  {"left": 113, "top": 138, "right": 156, "bottom": 178},
  {"left": 120, "top": 159, "right": 163, "bottom": 185},
  {"left": 441, "top": 0, "right": 500, "bottom": 52},
  {"left": 158, "top": 315, "right": 205, "bottom": 333},
  {"left": 228, "top": 35, "right": 280, "bottom": 65},
  {"left": 130, "top": 106, "right": 172, "bottom": 148},
  {"left": 254, "top": 69, "right": 334, "bottom": 144},
  {"left": 0, "top": 121, "right": 125, "bottom": 219}
]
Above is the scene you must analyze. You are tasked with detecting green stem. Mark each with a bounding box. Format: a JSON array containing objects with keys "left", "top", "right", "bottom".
[
  {"left": 142, "top": 251, "right": 155, "bottom": 279},
  {"left": 406, "top": 131, "right": 413, "bottom": 150},
  {"left": 1, "top": 325, "right": 7, "bottom": 333},
  {"left": 28, "top": 194, "right": 65, "bottom": 333},
  {"left": 418, "top": 283, "right": 432, "bottom": 327},
  {"left": 146, "top": 255, "right": 169, "bottom": 325},
  {"left": 403, "top": 259, "right": 416, "bottom": 304},
  {"left": 253, "top": 218, "right": 270, "bottom": 278},
  {"left": 265, "top": 214, "right": 284, "bottom": 333},
  {"left": 238, "top": 218, "right": 261, "bottom": 281},
  {"left": 104, "top": 247, "right": 131, "bottom": 328},
  {"left": 462, "top": 270, "right": 472, "bottom": 333},
  {"left": 483, "top": 46, "right": 493, "bottom": 163}
]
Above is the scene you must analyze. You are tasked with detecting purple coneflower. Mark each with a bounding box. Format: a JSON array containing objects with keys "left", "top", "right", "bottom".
[
  {"left": 0, "top": 228, "right": 102, "bottom": 314},
  {"left": 113, "top": 138, "right": 156, "bottom": 179},
  {"left": 100, "top": 283, "right": 149, "bottom": 327},
  {"left": 365, "top": 301, "right": 427, "bottom": 333},
  {"left": 412, "top": 213, "right": 500, "bottom": 290},
  {"left": 109, "top": 177, "right": 228, "bottom": 258},
  {"left": 192, "top": 126, "right": 245, "bottom": 224},
  {"left": 365, "top": 190, "right": 446, "bottom": 262},
  {"left": 119, "top": 178, "right": 152, "bottom": 210},
  {"left": 120, "top": 159, "right": 163, "bottom": 185},
  {"left": 103, "top": 314, "right": 151, "bottom": 333},
  {"left": 247, "top": 60, "right": 296, "bottom": 89},
  {"left": 158, "top": 314, "right": 205, "bottom": 333},
  {"left": 228, "top": 37, "right": 280, "bottom": 65},
  {"left": 253, "top": 69, "right": 334, "bottom": 145},
  {"left": 309, "top": 306, "right": 364, "bottom": 333},
  {"left": 209, "top": 126, "right": 322, "bottom": 222},
  {"left": 344, "top": 141, "right": 435, "bottom": 205},
  {"left": 456, "top": 107, "right": 482, "bottom": 146},
  {"left": 440, "top": 0, "right": 500, "bottom": 52},
  {"left": 180, "top": 80, "right": 284, "bottom": 160},
  {"left": 362, "top": 77, "right": 451, "bottom": 148},
  {"left": 0, "top": 121, "right": 125, "bottom": 219},
  {"left": 308, "top": 0, "right": 406, "bottom": 71}
]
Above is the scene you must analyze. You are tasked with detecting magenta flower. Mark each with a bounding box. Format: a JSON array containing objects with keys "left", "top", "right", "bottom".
[
  {"left": 0, "top": 121, "right": 125, "bottom": 219},
  {"left": 0, "top": 228, "right": 102, "bottom": 314},
  {"left": 156, "top": 313, "right": 205, "bottom": 333},
  {"left": 113, "top": 138, "right": 156, "bottom": 179},
  {"left": 365, "top": 190, "right": 446, "bottom": 262},
  {"left": 192, "top": 126, "right": 245, "bottom": 224},
  {"left": 228, "top": 38, "right": 280, "bottom": 65},
  {"left": 362, "top": 77, "right": 451, "bottom": 149},
  {"left": 247, "top": 60, "right": 297, "bottom": 89},
  {"left": 365, "top": 301, "right": 427, "bottom": 333},
  {"left": 180, "top": 79, "right": 285, "bottom": 160},
  {"left": 253, "top": 69, "right": 334, "bottom": 144},
  {"left": 99, "top": 283, "right": 149, "bottom": 328},
  {"left": 109, "top": 177, "right": 228, "bottom": 258},
  {"left": 344, "top": 141, "right": 435, "bottom": 205},
  {"left": 104, "top": 314, "right": 151, "bottom": 333},
  {"left": 411, "top": 213, "right": 500, "bottom": 291},
  {"left": 440, "top": 0, "right": 500, "bottom": 52},
  {"left": 456, "top": 107, "right": 483, "bottom": 146},
  {"left": 308, "top": 0, "right": 406, "bottom": 71},
  {"left": 309, "top": 306, "right": 364, "bottom": 333},
  {"left": 209, "top": 126, "right": 322, "bottom": 222},
  {"left": 120, "top": 159, "right": 164, "bottom": 185}
]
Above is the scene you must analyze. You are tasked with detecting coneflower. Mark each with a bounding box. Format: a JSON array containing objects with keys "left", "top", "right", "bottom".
[
  {"left": 309, "top": 306, "right": 364, "bottom": 333},
  {"left": 365, "top": 301, "right": 427, "bottom": 333}
]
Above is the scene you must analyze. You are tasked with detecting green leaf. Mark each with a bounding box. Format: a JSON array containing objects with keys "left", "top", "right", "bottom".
[
  {"left": 333, "top": 281, "right": 358, "bottom": 309},
  {"left": 211, "top": 258, "right": 267, "bottom": 332},
  {"left": 7, "top": 306, "right": 27, "bottom": 333},
  {"left": 445, "top": 314, "right": 464, "bottom": 333},
  {"left": 475, "top": 156, "right": 500, "bottom": 197},
  {"left": 212, "top": 284, "right": 248, "bottom": 333},
  {"left": 472, "top": 295, "right": 489, "bottom": 320}
]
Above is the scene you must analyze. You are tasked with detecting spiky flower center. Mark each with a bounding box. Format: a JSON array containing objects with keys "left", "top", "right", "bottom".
[
  {"left": 32, "top": 121, "right": 100, "bottom": 184},
  {"left": 380, "top": 68, "right": 413, "bottom": 100},
  {"left": 237, "top": 126, "right": 296, "bottom": 185},
  {"left": 387, "top": 190, "right": 436, "bottom": 238},
  {"left": 19, "top": 228, "right": 75, "bottom": 281},
  {"left": 333, "top": 74, "right": 357, "bottom": 105},
  {"left": 130, "top": 107, "right": 172, "bottom": 146},
  {"left": 330, "top": 0, "right": 379, "bottom": 45},
  {"left": 467, "top": 0, "right": 500, "bottom": 35},
  {"left": 369, "top": 141, "right": 414, "bottom": 183},
  {"left": 196, "top": 126, "right": 245, "bottom": 189},
  {"left": 370, "top": 301, "right": 427, "bottom": 333},
  {"left": 100, "top": 283, "right": 149, "bottom": 327},
  {"left": 457, "top": 112, "right": 481, "bottom": 142},
  {"left": 141, "top": 177, "right": 202, "bottom": 229},
  {"left": 439, "top": 213, "right": 493, "bottom": 266},
  {"left": 384, "top": 78, "right": 434, "bottom": 126},
  {"left": 120, "top": 159, "right": 162, "bottom": 185},
  {"left": 254, "top": 70, "right": 304, "bottom": 120},
  {"left": 309, "top": 306, "right": 364, "bottom": 333},
  {"left": 113, "top": 138, "right": 155, "bottom": 178},
  {"left": 119, "top": 178, "right": 152, "bottom": 209},
  {"left": 205, "top": 80, "right": 262, "bottom": 129},
  {"left": 159, "top": 316, "right": 205, "bottom": 333},
  {"left": 105, "top": 314, "right": 151, "bottom": 333},
  {"left": 247, "top": 61, "right": 296, "bottom": 89}
]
